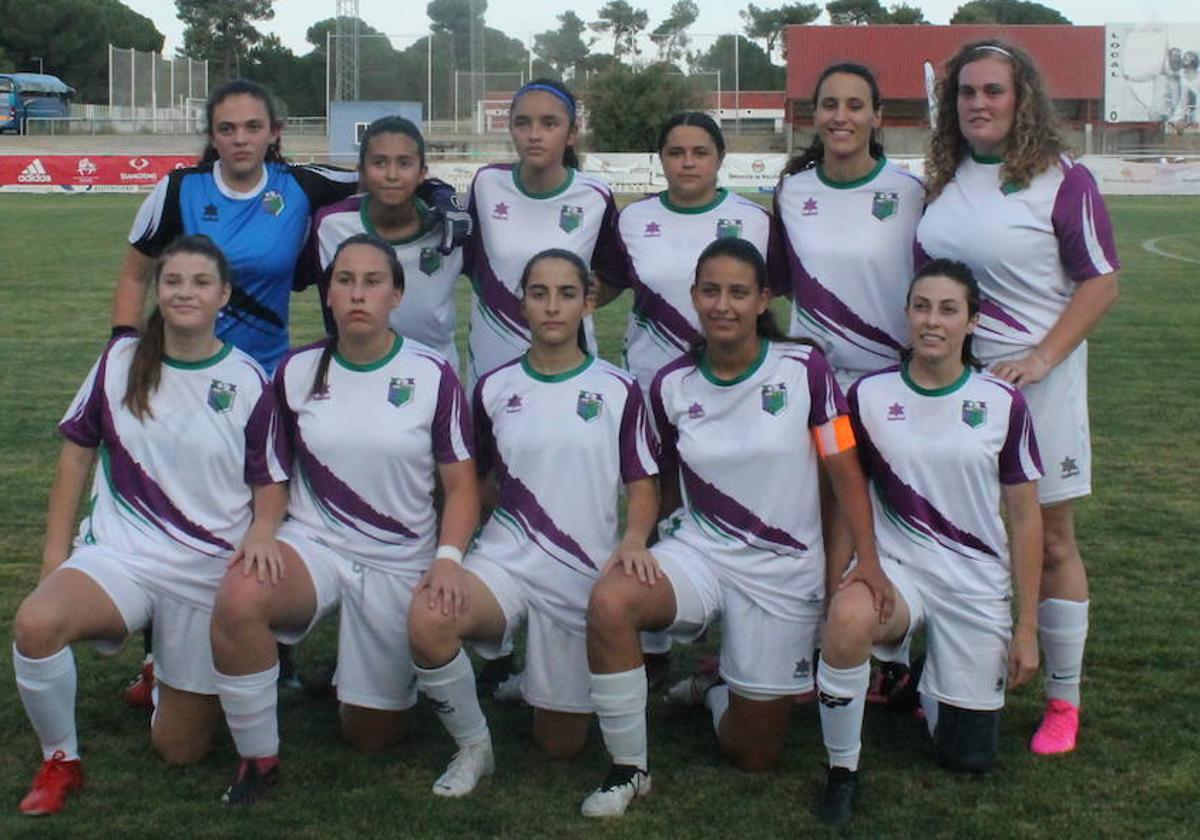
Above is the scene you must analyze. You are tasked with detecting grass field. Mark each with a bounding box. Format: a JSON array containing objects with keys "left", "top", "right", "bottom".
[{"left": 0, "top": 193, "right": 1197, "bottom": 838}]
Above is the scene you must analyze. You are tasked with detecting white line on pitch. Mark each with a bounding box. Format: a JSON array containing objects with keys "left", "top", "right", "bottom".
[{"left": 1141, "top": 236, "right": 1200, "bottom": 265}]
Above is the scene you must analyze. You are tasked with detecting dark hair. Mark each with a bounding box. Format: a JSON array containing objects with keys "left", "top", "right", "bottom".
[
  {"left": 199, "top": 78, "right": 284, "bottom": 166},
  {"left": 520, "top": 248, "right": 592, "bottom": 353},
  {"left": 782, "top": 62, "right": 884, "bottom": 177},
  {"left": 901, "top": 258, "right": 983, "bottom": 370},
  {"left": 311, "top": 234, "right": 405, "bottom": 399},
  {"left": 124, "top": 235, "right": 231, "bottom": 420},
  {"left": 689, "top": 237, "right": 813, "bottom": 359},
  {"left": 358, "top": 115, "right": 426, "bottom": 170},
  {"left": 511, "top": 78, "right": 580, "bottom": 169},
  {"left": 657, "top": 111, "right": 726, "bottom": 157}
]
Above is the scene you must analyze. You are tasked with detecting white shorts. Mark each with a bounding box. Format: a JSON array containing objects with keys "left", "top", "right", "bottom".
[
  {"left": 62, "top": 544, "right": 216, "bottom": 695},
  {"left": 992, "top": 342, "right": 1091, "bottom": 505},
  {"left": 653, "top": 540, "right": 821, "bottom": 697},
  {"left": 874, "top": 557, "right": 1011, "bottom": 711},
  {"left": 278, "top": 522, "right": 421, "bottom": 712},
  {"left": 465, "top": 554, "right": 592, "bottom": 714}
]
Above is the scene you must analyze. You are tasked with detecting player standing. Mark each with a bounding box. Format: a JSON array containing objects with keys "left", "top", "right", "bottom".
[
  {"left": 407, "top": 249, "right": 659, "bottom": 798},
  {"left": 916, "top": 40, "right": 1120, "bottom": 755},
  {"left": 12, "top": 236, "right": 288, "bottom": 815},
  {"left": 815, "top": 259, "right": 1043, "bottom": 825},
  {"left": 208, "top": 235, "right": 478, "bottom": 804},
  {"left": 580, "top": 238, "right": 891, "bottom": 818}
]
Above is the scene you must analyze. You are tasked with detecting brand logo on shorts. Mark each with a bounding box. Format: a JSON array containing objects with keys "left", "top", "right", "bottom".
[
  {"left": 387, "top": 377, "right": 415, "bottom": 407},
  {"left": 576, "top": 390, "right": 603, "bottom": 422},
  {"left": 761, "top": 383, "right": 787, "bottom": 416},
  {"left": 887, "top": 402, "right": 906, "bottom": 421},
  {"left": 262, "top": 190, "right": 285, "bottom": 217},
  {"left": 794, "top": 658, "right": 811, "bottom": 679},
  {"left": 818, "top": 691, "right": 852, "bottom": 709},
  {"left": 871, "top": 191, "right": 899, "bottom": 221},
  {"left": 961, "top": 399, "right": 987, "bottom": 429},
  {"left": 207, "top": 380, "right": 237, "bottom": 413},
  {"left": 203, "top": 203, "right": 219, "bottom": 222},
  {"left": 559, "top": 205, "right": 584, "bottom": 233},
  {"left": 802, "top": 197, "right": 819, "bottom": 217},
  {"left": 492, "top": 201, "right": 509, "bottom": 220},
  {"left": 505, "top": 394, "right": 524, "bottom": 413},
  {"left": 716, "top": 218, "right": 743, "bottom": 239},
  {"left": 419, "top": 246, "right": 442, "bottom": 275},
  {"left": 643, "top": 220, "right": 662, "bottom": 237},
  {"left": 1060, "top": 457, "right": 1080, "bottom": 479}
]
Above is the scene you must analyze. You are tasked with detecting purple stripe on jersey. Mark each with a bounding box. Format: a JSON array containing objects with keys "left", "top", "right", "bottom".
[
  {"left": 978, "top": 298, "right": 1031, "bottom": 335},
  {"left": 493, "top": 455, "right": 596, "bottom": 570},
  {"left": 606, "top": 369, "right": 660, "bottom": 482},
  {"left": 649, "top": 356, "right": 693, "bottom": 480},
  {"left": 58, "top": 340, "right": 120, "bottom": 447},
  {"left": 589, "top": 185, "right": 626, "bottom": 283},
  {"left": 680, "top": 461, "right": 807, "bottom": 553},
  {"left": 784, "top": 238, "right": 904, "bottom": 355},
  {"left": 628, "top": 267, "right": 700, "bottom": 353},
  {"left": 1052, "top": 161, "right": 1120, "bottom": 281},
  {"left": 913, "top": 238, "right": 932, "bottom": 273},
  {"left": 465, "top": 164, "right": 514, "bottom": 276},
  {"left": 419, "top": 350, "right": 475, "bottom": 463},
  {"left": 995, "top": 381, "right": 1044, "bottom": 485},
  {"left": 783, "top": 346, "right": 847, "bottom": 427},
  {"left": 244, "top": 368, "right": 287, "bottom": 485},
  {"left": 471, "top": 247, "right": 529, "bottom": 340},
  {"left": 294, "top": 437, "right": 420, "bottom": 542}
]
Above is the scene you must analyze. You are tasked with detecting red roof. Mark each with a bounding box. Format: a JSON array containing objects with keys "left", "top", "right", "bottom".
[
  {"left": 785, "top": 25, "right": 1104, "bottom": 102},
  {"left": 714, "top": 91, "right": 785, "bottom": 109}
]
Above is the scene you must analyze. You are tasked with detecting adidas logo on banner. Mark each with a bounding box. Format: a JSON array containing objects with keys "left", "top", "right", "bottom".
[{"left": 18, "top": 159, "right": 52, "bottom": 183}]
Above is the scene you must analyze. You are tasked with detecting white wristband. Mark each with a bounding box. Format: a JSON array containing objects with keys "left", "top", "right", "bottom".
[{"left": 435, "top": 545, "right": 464, "bottom": 565}]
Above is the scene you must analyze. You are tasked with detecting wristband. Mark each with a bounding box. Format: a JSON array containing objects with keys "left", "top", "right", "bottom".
[{"left": 435, "top": 545, "right": 464, "bottom": 565}]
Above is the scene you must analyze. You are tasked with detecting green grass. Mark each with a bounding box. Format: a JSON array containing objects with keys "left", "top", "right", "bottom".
[{"left": 0, "top": 194, "right": 1197, "bottom": 837}]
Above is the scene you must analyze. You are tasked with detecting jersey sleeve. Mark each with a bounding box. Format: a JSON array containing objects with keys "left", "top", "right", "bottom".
[
  {"left": 128, "top": 173, "right": 184, "bottom": 257},
  {"left": 57, "top": 346, "right": 113, "bottom": 447},
  {"left": 590, "top": 190, "right": 626, "bottom": 285},
  {"left": 617, "top": 379, "right": 659, "bottom": 483},
  {"left": 999, "top": 388, "right": 1044, "bottom": 485},
  {"left": 1052, "top": 163, "right": 1120, "bottom": 282},
  {"left": 804, "top": 347, "right": 849, "bottom": 427},
  {"left": 648, "top": 371, "right": 678, "bottom": 481},
  {"left": 845, "top": 379, "right": 873, "bottom": 475},
  {"left": 604, "top": 212, "right": 634, "bottom": 291},
  {"left": 243, "top": 372, "right": 291, "bottom": 485},
  {"left": 290, "top": 163, "right": 359, "bottom": 210},
  {"left": 271, "top": 355, "right": 300, "bottom": 459},
  {"left": 767, "top": 196, "right": 791, "bottom": 297},
  {"left": 432, "top": 359, "right": 475, "bottom": 464},
  {"left": 471, "top": 377, "right": 496, "bottom": 477},
  {"left": 462, "top": 172, "right": 482, "bottom": 276}
]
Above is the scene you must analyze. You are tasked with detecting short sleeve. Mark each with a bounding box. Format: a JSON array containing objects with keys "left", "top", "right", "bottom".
[
  {"left": 999, "top": 388, "right": 1044, "bottom": 485},
  {"left": 590, "top": 190, "right": 626, "bottom": 284},
  {"left": 1052, "top": 163, "right": 1120, "bottom": 282},
  {"left": 128, "top": 174, "right": 183, "bottom": 257},
  {"left": 767, "top": 197, "right": 791, "bottom": 297},
  {"left": 290, "top": 163, "right": 359, "bottom": 210},
  {"left": 243, "top": 372, "right": 290, "bottom": 485},
  {"left": 617, "top": 380, "right": 659, "bottom": 483},
  {"left": 804, "top": 347, "right": 848, "bottom": 428},
  {"left": 648, "top": 371, "right": 678, "bottom": 480},
  {"left": 471, "top": 377, "right": 496, "bottom": 477},
  {"left": 58, "top": 347, "right": 113, "bottom": 448},
  {"left": 432, "top": 359, "right": 475, "bottom": 464}
]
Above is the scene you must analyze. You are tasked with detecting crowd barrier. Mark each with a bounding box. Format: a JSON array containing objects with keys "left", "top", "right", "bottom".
[{"left": 2, "top": 153, "right": 1198, "bottom": 196}]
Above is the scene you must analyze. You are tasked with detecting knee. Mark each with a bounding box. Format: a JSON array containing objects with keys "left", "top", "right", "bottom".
[
  {"left": 211, "top": 576, "right": 272, "bottom": 638},
  {"left": 407, "top": 604, "right": 459, "bottom": 663},
  {"left": 932, "top": 704, "right": 1000, "bottom": 775},
  {"left": 534, "top": 727, "right": 587, "bottom": 761},
  {"left": 821, "top": 590, "right": 876, "bottom": 659},
  {"left": 152, "top": 727, "right": 211, "bottom": 766},
  {"left": 1041, "top": 511, "right": 1079, "bottom": 572},
  {"left": 341, "top": 708, "right": 407, "bottom": 753},
  {"left": 726, "top": 741, "right": 782, "bottom": 773},
  {"left": 587, "top": 576, "right": 639, "bottom": 634},
  {"left": 12, "top": 599, "right": 68, "bottom": 658}
]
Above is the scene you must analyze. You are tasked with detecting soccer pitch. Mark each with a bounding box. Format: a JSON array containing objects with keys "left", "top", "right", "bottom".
[{"left": 0, "top": 193, "right": 1196, "bottom": 837}]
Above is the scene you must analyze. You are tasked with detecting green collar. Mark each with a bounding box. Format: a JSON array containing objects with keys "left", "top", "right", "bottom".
[
  {"left": 359, "top": 195, "right": 429, "bottom": 246},
  {"left": 659, "top": 187, "right": 727, "bottom": 214},
  {"left": 163, "top": 341, "right": 232, "bottom": 370},
  {"left": 900, "top": 360, "right": 971, "bottom": 396},
  {"left": 969, "top": 150, "right": 1003, "bottom": 165},
  {"left": 334, "top": 333, "right": 403, "bottom": 371},
  {"left": 520, "top": 352, "right": 593, "bottom": 382},
  {"left": 512, "top": 164, "right": 575, "bottom": 199},
  {"left": 815, "top": 156, "right": 886, "bottom": 190},
  {"left": 698, "top": 338, "right": 768, "bottom": 387}
]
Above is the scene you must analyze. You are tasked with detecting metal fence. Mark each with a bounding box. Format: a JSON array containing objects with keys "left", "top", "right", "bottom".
[{"left": 109, "top": 46, "right": 208, "bottom": 112}]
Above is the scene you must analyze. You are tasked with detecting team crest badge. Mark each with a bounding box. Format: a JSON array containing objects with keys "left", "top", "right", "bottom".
[
  {"left": 388, "top": 377, "right": 415, "bottom": 407},
  {"left": 207, "top": 380, "right": 237, "bottom": 413},
  {"left": 871, "top": 191, "right": 899, "bottom": 221},
  {"left": 419, "top": 247, "right": 442, "bottom": 276},
  {"left": 559, "top": 205, "right": 584, "bottom": 233},
  {"left": 262, "top": 190, "right": 285, "bottom": 217},
  {"left": 761, "top": 383, "right": 787, "bottom": 416},
  {"left": 576, "top": 390, "right": 603, "bottom": 422},
  {"left": 716, "top": 218, "right": 743, "bottom": 239},
  {"left": 961, "top": 399, "right": 987, "bottom": 428}
]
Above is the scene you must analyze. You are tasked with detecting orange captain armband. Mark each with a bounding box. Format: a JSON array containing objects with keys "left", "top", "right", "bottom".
[{"left": 811, "top": 414, "right": 856, "bottom": 458}]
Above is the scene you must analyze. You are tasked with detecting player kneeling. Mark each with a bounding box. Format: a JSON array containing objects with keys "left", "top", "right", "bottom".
[{"left": 815, "top": 260, "right": 1043, "bottom": 825}]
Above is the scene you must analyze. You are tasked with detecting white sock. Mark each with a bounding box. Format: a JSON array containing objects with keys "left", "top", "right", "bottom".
[
  {"left": 416, "top": 648, "right": 489, "bottom": 748},
  {"left": 214, "top": 664, "right": 280, "bottom": 758},
  {"left": 590, "top": 666, "right": 648, "bottom": 771},
  {"left": 13, "top": 644, "right": 79, "bottom": 761},
  {"left": 920, "top": 691, "right": 939, "bottom": 738},
  {"left": 1039, "top": 598, "right": 1088, "bottom": 706},
  {"left": 641, "top": 630, "right": 671, "bottom": 656},
  {"left": 706, "top": 683, "right": 730, "bottom": 734},
  {"left": 817, "top": 658, "right": 869, "bottom": 771}
]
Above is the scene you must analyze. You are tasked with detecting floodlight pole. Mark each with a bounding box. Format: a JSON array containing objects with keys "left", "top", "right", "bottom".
[
  {"left": 734, "top": 36, "right": 740, "bottom": 136},
  {"left": 428, "top": 32, "right": 433, "bottom": 124}
]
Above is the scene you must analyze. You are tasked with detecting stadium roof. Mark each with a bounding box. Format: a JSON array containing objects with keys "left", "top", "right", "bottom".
[{"left": 784, "top": 25, "right": 1105, "bottom": 103}]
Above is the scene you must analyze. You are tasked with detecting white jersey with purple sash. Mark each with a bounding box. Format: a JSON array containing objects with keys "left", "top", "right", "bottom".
[
  {"left": 58, "top": 336, "right": 287, "bottom": 605},
  {"left": 650, "top": 340, "right": 845, "bottom": 617},
  {"left": 471, "top": 355, "right": 659, "bottom": 631},
  {"left": 464, "top": 165, "right": 622, "bottom": 384},
  {"left": 275, "top": 336, "right": 473, "bottom": 570},
  {"left": 849, "top": 365, "right": 1043, "bottom": 598},
  {"left": 308, "top": 195, "right": 463, "bottom": 369},
  {"left": 915, "top": 154, "right": 1120, "bottom": 362},
  {"left": 776, "top": 158, "right": 924, "bottom": 377},
  {"left": 613, "top": 190, "right": 773, "bottom": 393}
]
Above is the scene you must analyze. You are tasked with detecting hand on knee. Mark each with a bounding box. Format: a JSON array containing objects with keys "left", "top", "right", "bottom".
[
  {"left": 932, "top": 703, "right": 1000, "bottom": 775},
  {"left": 407, "top": 607, "right": 461, "bottom": 667}
]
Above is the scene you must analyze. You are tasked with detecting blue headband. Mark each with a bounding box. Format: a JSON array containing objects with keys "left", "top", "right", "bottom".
[{"left": 512, "top": 83, "right": 576, "bottom": 122}]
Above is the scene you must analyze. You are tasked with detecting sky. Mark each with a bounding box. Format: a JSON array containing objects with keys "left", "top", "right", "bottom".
[{"left": 124, "top": 0, "right": 1196, "bottom": 56}]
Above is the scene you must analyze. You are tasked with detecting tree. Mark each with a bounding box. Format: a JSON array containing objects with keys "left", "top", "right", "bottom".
[
  {"left": 692, "top": 34, "right": 786, "bottom": 90},
  {"left": 177, "top": 0, "right": 275, "bottom": 81},
  {"left": 826, "top": 0, "right": 928, "bottom": 24},
  {"left": 650, "top": 0, "right": 698, "bottom": 65},
  {"left": 740, "top": 3, "right": 820, "bottom": 64},
  {"left": 590, "top": 1, "right": 650, "bottom": 60},
  {"left": 534, "top": 12, "right": 592, "bottom": 80},
  {"left": 885, "top": 3, "right": 928, "bottom": 23},
  {"left": 585, "top": 62, "right": 703, "bottom": 150},
  {"left": 951, "top": 0, "right": 1070, "bottom": 24},
  {"left": 427, "top": 0, "right": 486, "bottom": 68}
]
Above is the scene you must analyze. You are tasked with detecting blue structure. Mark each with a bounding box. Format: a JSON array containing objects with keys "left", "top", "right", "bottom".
[{"left": 328, "top": 101, "right": 422, "bottom": 162}]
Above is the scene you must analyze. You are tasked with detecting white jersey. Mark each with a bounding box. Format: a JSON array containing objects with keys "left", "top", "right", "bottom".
[
  {"left": 650, "top": 340, "right": 845, "bottom": 617},
  {"left": 849, "top": 365, "right": 1043, "bottom": 598},
  {"left": 916, "top": 154, "right": 1120, "bottom": 362},
  {"left": 776, "top": 158, "right": 924, "bottom": 376},
  {"left": 613, "top": 189, "right": 774, "bottom": 393},
  {"left": 58, "top": 336, "right": 287, "bottom": 604},
  {"left": 472, "top": 354, "right": 659, "bottom": 631},
  {"left": 309, "top": 194, "right": 463, "bottom": 368},
  {"left": 464, "top": 164, "right": 623, "bottom": 384},
  {"left": 275, "top": 336, "right": 474, "bottom": 570}
]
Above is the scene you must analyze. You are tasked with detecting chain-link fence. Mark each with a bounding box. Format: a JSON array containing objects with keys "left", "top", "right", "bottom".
[{"left": 100, "top": 45, "right": 208, "bottom": 131}]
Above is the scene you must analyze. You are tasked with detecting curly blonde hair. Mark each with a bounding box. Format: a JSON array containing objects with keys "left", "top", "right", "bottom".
[{"left": 925, "top": 40, "right": 1065, "bottom": 201}]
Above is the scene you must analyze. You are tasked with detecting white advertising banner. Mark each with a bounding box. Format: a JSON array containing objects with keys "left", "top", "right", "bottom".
[{"left": 1105, "top": 23, "right": 1200, "bottom": 126}]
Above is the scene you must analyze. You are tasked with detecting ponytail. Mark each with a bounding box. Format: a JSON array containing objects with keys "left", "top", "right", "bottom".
[
  {"left": 122, "top": 308, "right": 167, "bottom": 421},
  {"left": 309, "top": 339, "right": 336, "bottom": 400}
]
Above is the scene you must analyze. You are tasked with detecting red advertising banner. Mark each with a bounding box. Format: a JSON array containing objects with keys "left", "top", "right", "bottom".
[{"left": 0, "top": 154, "right": 196, "bottom": 191}]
